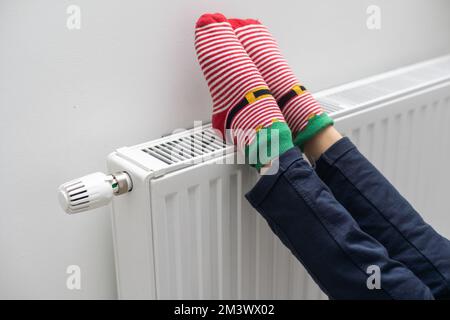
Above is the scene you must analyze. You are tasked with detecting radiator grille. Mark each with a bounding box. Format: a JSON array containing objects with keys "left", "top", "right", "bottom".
[
  {"left": 315, "top": 55, "right": 450, "bottom": 111},
  {"left": 317, "top": 98, "right": 345, "bottom": 113},
  {"left": 142, "top": 128, "right": 228, "bottom": 165}
]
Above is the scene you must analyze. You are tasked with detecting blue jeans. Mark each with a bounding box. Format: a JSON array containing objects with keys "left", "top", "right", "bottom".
[{"left": 245, "top": 137, "right": 450, "bottom": 299}]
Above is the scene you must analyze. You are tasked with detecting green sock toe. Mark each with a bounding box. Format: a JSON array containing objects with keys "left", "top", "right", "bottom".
[
  {"left": 293, "top": 113, "right": 334, "bottom": 151},
  {"left": 245, "top": 121, "right": 294, "bottom": 170}
]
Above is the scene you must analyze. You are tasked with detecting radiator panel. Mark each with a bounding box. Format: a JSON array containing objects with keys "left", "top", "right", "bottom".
[{"left": 150, "top": 162, "right": 326, "bottom": 299}]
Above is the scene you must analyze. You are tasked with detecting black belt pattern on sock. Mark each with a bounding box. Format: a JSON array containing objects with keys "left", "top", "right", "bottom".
[
  {"left": 277, "top": 85, "right": 307, "bottom": 110},
  {"left": 225, "top": 87, "right": 272, "bottom": 130}
]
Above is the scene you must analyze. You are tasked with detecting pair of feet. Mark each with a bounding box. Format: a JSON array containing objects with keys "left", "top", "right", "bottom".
[{"left": 195, "top": 13, "right": 333, "bottom": 168}]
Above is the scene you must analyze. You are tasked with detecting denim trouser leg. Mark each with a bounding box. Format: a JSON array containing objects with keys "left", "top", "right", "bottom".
[
  {"left": 315, "top": 137, "right": 450, "bottom": 299},
  {"left": 245, "top": 147, "right": 433, "bottom": 300}
]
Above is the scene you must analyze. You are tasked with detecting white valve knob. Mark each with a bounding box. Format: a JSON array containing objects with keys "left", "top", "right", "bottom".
[{"left": 58, "top": 172, "right": 132, "bottom": 214}]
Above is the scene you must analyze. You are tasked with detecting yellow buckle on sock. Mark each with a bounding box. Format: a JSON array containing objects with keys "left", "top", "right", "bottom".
[
  {"left": 292, "top": 84, "right": 307, "bottom": 96},
  {"left": 278, "top": 84, "right": 308, "bottom": 109},
  {"left": 225, "top": 86, "right": 274, "bottom": 142},
  {"left": 245, "top": 86, "right": 271, "bottom": 104}
]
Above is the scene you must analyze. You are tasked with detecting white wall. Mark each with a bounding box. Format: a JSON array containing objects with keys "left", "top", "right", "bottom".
[{"left": 0, "top": 0, "right": 449, "bottom": 299}]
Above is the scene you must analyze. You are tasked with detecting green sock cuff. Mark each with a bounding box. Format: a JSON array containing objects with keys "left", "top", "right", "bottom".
[
  {"left": 245, "top": 121, "right": 294, "bottom": 170},
  {"left": 293, "top": 113, "right": 334, "bottom": 151}
]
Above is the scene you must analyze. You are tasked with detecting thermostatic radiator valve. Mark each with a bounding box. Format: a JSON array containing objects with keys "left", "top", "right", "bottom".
[{"left": 58, "top": 172, "right": 132, "bottom": 214}]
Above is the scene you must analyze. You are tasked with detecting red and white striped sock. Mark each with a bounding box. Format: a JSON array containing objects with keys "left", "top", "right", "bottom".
[
  {"left": 229, "top": 18, "right": 334, "bottom": 149},
  {"left": 195, "top": 13, "right": 293, "bottom": 165}
]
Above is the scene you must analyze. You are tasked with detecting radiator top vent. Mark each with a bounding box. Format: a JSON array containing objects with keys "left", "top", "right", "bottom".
[
  {"left": 317, "top": 98, "right": 345, "bottom": 113},
  {"left": 141, "top": 128, "right": 229, "bottom": 165},
  {"left": 314, "top": 55, "right": 450, "bottom": 116}
]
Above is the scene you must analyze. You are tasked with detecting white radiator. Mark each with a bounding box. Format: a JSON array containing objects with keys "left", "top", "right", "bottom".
[{"left": 66, "top": 55, "right": 450, "bottom": 299}]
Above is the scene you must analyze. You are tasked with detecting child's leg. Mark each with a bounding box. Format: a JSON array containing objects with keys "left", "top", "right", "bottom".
[
  {"left": 228, "top": 16, "right": 450, "bottom": 299},
  {"left": 246, "top": 146, "right": 433, "bottom": 299},
  {"left": 313, "top": 132, "right": 450, "bottom": 299}
]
